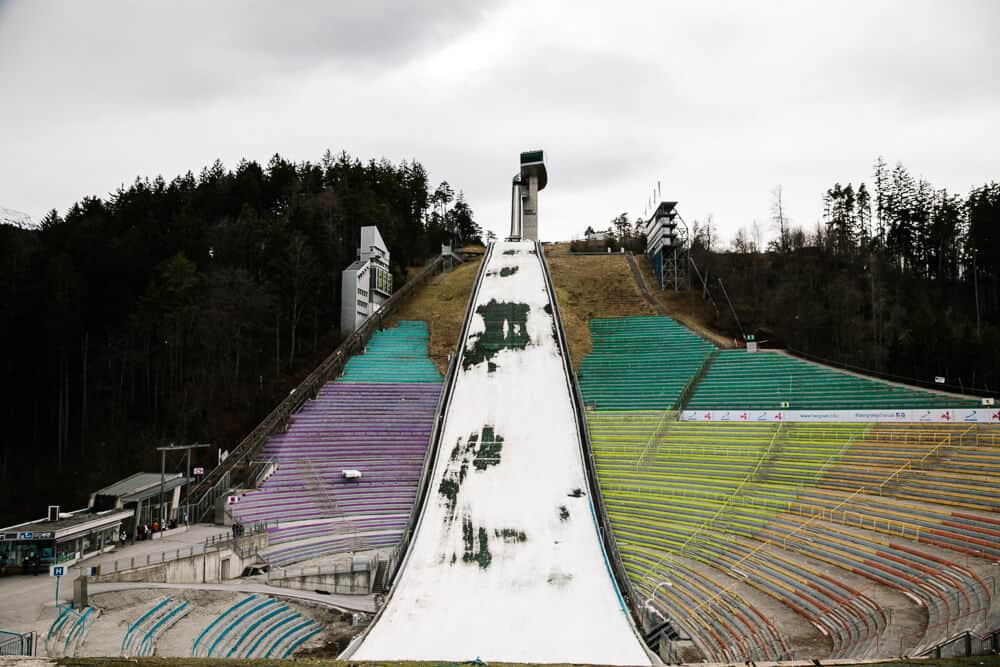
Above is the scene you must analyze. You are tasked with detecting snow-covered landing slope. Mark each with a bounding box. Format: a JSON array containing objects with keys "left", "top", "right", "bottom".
[{"left": 353, "top": 241, "right": 650, "bottom": 664}]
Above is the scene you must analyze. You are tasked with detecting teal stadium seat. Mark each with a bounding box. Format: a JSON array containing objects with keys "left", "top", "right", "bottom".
[
  {"left": 579, "top": 316, "right": 714, "bottom": 411},
  {"left": 686, "top": 350, "right": 981, "bottom": 410}
]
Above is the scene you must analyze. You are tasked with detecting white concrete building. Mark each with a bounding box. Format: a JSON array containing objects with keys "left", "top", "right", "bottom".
[{"left": 341, "top": 226, "right": 392, "bottom": 335}]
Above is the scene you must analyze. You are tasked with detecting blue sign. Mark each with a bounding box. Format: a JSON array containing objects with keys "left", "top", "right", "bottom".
[{"left": 51, "top": 566, "right": 64, "bottom": 577}]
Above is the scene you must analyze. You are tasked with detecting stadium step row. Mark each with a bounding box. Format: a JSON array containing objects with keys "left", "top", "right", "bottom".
[
  {"left": 121, "top": 597, "right": 191, "bottom": 657},
  {"left": 580, "top": 316, "right": 714, "bottom": 410},
  {"left": 45, "top": 605, "right": 100, "bottom": 658},
  {"left": 191, "top": 594, "right": 320, "bottom": 658}
]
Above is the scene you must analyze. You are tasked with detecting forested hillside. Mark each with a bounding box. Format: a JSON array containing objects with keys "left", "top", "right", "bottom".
[
  {"left": 0, "top": 151, "right": 478, "bottom": 527},
  {"left": 690, "top": 159, "right": 1000, "bottom": 397}
]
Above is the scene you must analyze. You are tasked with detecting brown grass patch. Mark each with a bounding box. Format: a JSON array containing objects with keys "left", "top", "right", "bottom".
[
  {"left": 386, "top": 258, "right": 483, "bottom": 372},
  {"left": 546, "top": 254, "right": 657, "bottom": 369}
]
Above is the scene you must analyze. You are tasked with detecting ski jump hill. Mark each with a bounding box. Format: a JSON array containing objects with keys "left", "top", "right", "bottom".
[{"left": 348, "top": 240, "right": 652, "bottom": 664}]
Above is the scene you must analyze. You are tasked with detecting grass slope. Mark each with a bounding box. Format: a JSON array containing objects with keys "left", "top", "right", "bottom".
[
  {"left": 546, "top": 252, "right": 656, "bottom": 368},
  {"left": 385, "top": 257, "right": 483, "bottom": 373}
]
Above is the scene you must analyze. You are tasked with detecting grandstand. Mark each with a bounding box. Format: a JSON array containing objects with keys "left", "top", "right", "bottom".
[
  {"left": 579, "top": 315, "right": 999, "bottom": 661},
  {"left": 229, "top": 321, "right": 442, "bottom": 567},
  {"left": 16, "top": 253, "right": 999, "bottom": 665},
  {"left": 687, "top": 349, "right": 982, "bottom": 411}
]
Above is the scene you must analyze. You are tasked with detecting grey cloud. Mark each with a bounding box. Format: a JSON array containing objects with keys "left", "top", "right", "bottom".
[
  {"left": 1, "top": 0, "right": 998, "bottom": 244},
  {"left": 0, "top": 1, "right": 500, "bottom": 111}
]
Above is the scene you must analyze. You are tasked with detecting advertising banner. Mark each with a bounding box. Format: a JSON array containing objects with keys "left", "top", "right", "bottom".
[{"left": 680, "top": 408, "right": 1000, "bottom": 423}]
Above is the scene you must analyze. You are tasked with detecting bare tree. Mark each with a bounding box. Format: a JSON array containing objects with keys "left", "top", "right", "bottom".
[
  {"left": 732, "top": 227, "right": 754, "bottom": 254},
  {"left": 752, "top": 219, "right": 765, "bottom": 252},
  {"left": 770, "top": 185, "right": 789, "bottom": 252}
]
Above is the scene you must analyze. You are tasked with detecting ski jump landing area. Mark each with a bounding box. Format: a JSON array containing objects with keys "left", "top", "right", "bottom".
[{"left": 351, "top": 241, "right": 650, "bottom": 664}]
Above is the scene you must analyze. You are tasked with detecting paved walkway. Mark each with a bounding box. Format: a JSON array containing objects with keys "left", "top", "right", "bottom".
[
  {"left": 0, "top": 523, "right": 253, "bottom": 639},
  {"left": 624, "top": 252, "right": 668, "bottom": 316}
]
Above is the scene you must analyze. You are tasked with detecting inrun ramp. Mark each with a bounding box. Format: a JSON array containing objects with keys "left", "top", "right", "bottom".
[{"left": 351, "top": 241, "right": 650, "bottom": 664}]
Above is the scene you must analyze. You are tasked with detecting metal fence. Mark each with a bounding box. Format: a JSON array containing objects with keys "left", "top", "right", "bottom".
[
  {"left": 0, "top": 630, "right": 34, "bottom": 656},
  {"left": 106, "top": 522, "right": 270, "bottom": 574},
  {"left": 920, "top": 627, "right": 1000, "bottom": 659}
]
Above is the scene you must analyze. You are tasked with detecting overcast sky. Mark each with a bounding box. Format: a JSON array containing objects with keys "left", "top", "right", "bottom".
[{"left": 1, "top": 1, "right": 998, "bottom": 244}]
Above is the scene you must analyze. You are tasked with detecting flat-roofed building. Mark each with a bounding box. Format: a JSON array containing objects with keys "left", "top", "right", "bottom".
[
  {"left": 341, "top": 226, "right": 393, "bottom": 335},
  {"left": 90, "top": 472, "right": 189, "bottom": 532},
  {"left": 0, "top": 508, "right": 132, "bottom": 572}
]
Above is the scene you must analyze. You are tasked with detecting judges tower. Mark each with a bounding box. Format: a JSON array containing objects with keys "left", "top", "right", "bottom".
[{"left": 510, "top": 150, "right": 547, "bottom": 241}]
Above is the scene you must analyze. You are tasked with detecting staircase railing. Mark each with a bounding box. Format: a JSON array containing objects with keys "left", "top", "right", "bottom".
[{"left": 674, "top": 349, "right": 718, "bottom": 412}]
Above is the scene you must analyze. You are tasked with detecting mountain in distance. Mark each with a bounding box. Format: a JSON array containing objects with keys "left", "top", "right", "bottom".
[{"left": 0, "top": 206, "right": 38, "bottom": 229}]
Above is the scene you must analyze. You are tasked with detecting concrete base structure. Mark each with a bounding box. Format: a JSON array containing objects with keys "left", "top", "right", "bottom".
[
  {"left": 268, "top": 566, "right": 372, "bottom": 596},
  {"left": 90, "top": 533, "right": 266, "bottom": 585}
]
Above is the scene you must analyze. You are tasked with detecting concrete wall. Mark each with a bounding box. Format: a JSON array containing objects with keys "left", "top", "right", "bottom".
[{"left": 269, "top": 567, "right": 372, "bottom": 595}]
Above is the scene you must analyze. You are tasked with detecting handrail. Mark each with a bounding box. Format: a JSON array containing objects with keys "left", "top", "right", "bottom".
[
  {"left": 686, "top": 423, "right": 985, "bottom": 621},
  {"left": 244, "top": 611, "right": 296, "bottom": 658},
  {"left": 539, "top": 241, "right": 655, "bottom": 659},
  {"left": 917, "top": 624, "right": 1000, "bottom": 658},
  {"left": 282, "top": 624, "right": 322, "bottom": 658},
  {"left": 634, "top": 409, "right": 677, "bottom": 471},
  {"left": 190, "top": 255, "right": 447, "bottom": 516},
  {"left": 63, "top": 607, "right": 94, "bottom": 656},
  {"left": 674, "top": 349, "right": 719, "bottom": 412}
]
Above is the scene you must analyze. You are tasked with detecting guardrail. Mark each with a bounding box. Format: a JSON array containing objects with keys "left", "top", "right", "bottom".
[
  {"left": 384, "top": 245, "right": 492, "bottom": 587},
  {"left": 190, "top": 255, "right": 448, "bottom": 520},
  {"left": 919, "top": 626, "right": 1000, "bottom": 658},
  {"left": 538, "top": 242, "right": 646, "bottom": 631},
  {"left": 0, "top": 630, "right": 34, "bottom": 656}
]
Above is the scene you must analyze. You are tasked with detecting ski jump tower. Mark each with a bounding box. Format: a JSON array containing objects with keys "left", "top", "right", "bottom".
[{"left": 509, "top": 150, "right": 547, "bottom": 241}]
